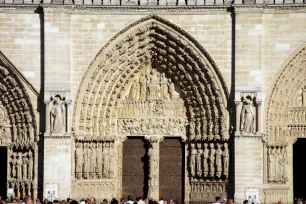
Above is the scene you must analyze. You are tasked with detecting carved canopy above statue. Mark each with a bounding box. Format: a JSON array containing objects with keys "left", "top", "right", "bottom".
[
  {"left": 265, "top": 42, "right": 306, "bottom": 142},
  {"left": 0, "top": 51, "right": 37, "bottom": 148},
  {"left": 73, "top": 15, "right": 229, "bottom": 140}
]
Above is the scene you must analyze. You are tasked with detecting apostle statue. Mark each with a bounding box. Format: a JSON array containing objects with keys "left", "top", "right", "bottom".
[
  {"left": 196, "top": 143, "right": 203, "bottom": 177},
  {"left": 28, "top": 151, "right": 33, "bottom": 180},
  {"left": 209, "top": 143, "right": 216, "bottom": 177},
  {"left": 203, "top": 143, "right": 209, "bottom": 177},
  {"left": 215, "top": 144, "right": 222, "bottom": 178},
  {"left": 75, "top": 143, "right": 83, "bottom": 179},
  {"left": 51, "top": 95, "right": 65, "bottom": 134},
  {"left": 22, "top": 152, "right": 29, "bottom": 179},
  {"left": 240, "top": 95, "right": 256, "bottom": 134},
  {"left": 223, "top": 143, "right": 229, "bottom": 179},
  {"left": 190, "top": 143, "right": 197, "bottom": 177}
]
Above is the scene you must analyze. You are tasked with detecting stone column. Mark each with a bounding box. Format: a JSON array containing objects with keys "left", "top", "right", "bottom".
[
  {"left": 256, "top": 101, "right": 262, "bottom": 134},
  {"left": 146, "top": 136, "right": 163, "bottom": 201},
  {"left": 235, "top": 100, "right": 242, "bottom": 135}
]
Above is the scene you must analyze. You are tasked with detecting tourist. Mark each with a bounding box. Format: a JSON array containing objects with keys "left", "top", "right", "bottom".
[
  {"left": 111, "top": 198, "right": 119, "bottom": 204},
  {"left": 89, "top": 198, "right": 96, "bottom": 204},
  {"left": 66, "top": 199, "right": 72, "bottom": 203},
  {"left": 124, "top": 196, "right": 134, "bottom": 204},
  {"left": 102, "top": 199, "right": 108, "bottom": 204},
  {"left": 243, "top": 200, "right": 248, "bottom": 204},
  {"left": 277, "top": 201, "right": 283, "bottom": 204},
  {"left": 36, "top": 199, "right": 41, "bottom": 204},
  {"left": 136, "top": 197, "right": 145, "bottom": 204},
  {"left": 119, "top": 199, "right": 124, "bottom": 204},
  {"left": 158, "top": 198, "right": 163, "bottom": 204},
  {"left": 23, "top": 197, "right": 32, "bottom": 204},
  {"left": 227, "top": 198, "right": 234, "bottom": 204},
  {"left": 212, "top": 196, "right": 221, "bottom": 204}
]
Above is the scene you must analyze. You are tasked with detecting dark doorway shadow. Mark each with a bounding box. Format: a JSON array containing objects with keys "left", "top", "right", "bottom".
[
  {"left": 293, "top": 138, "right": 306, "bottom": 200},
  {"left": 0, "top": 147, "right": 7, "bottom": 199}
]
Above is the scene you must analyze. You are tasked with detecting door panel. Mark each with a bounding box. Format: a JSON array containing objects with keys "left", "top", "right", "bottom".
[{"left": 159, "top": 138, "right": 184, "bottom": 203}]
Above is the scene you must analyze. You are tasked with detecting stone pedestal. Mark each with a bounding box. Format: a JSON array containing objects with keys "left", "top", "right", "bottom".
[
  {"left": 44, "top": 135, "right": 72, "bottom": 200},
  {"left": 234, "top": 134, "right": 263, "bottom": 202}
]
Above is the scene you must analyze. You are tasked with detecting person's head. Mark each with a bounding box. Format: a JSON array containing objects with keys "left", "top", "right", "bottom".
[
  {"left": 13, "top": 199, "right": 17, "bottom": 204},
  {"left": 160, "top": 198, "right": 163, "bottom": 201},
  {"left": 119, "top": 198, "right": 124, "bottom": 204},
  {"left": 36, "top": 199, "right": 40, "bottom": 204},
  {"left": 215, "top": 197, "right": 221, "bottom": 203},
  {"left": 128, "top": 196, "right": 133, "bottom": 201},
  {"left": 102, "top": 199, "right": 107, "bottom": 204},
  {"left": 66, "top": 199, "right": 72, "bottom": 203},
  {"left": 53, "top": 200, "right": 59, "bottom": 204},
  {"left": 44, "top": 199, "right": 48, "bottom": 204},
  {"left": 277, "top": 201, "right": 283, "bottom": 204},
  {"left": 89, "top": 198, "right": 96, "bottom": 204},
  {"left": 227, "top": 198, "right": 234, "bottom": 204},
  {"left": 243, "top": 200, "right": 248, "bottom": 204},
  {"left": 23, "top": 197, "right": 32, "bottom": 204},
  {"left": 70, "top": 200, "right": 78, "bottom": 204}
]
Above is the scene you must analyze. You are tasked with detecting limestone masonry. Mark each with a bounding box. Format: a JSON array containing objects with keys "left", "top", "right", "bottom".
[{"left": 0, "top": 1, "right": 306, "bottom": 203}]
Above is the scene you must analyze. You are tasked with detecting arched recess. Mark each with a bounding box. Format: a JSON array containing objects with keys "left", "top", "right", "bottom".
[
  {"left": 265, "top": 42, "right": 306, "bottom": 142},
  {"left": 72, "top": 15, "right": 230, "bottom": 201},
  {"left": 0, "top": 51, "right": 38, "bottom": 198}
]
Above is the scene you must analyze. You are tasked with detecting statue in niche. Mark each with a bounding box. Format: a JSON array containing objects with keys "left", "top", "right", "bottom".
[
  {"left": 268, "top": 148, "right": 276, "bottom": 182},
  {"left": 88, "top": 145, "right": 95, "bottom": 178},
  {"left": 51, "top": 95, "right": 65, "bottom": 134},
  {"left": 16, "top": 152, "right": 22, "bottom": 179},
  {"left": 108, "top": 142, "right": 116, "bottom": 179},
  {"left": 103, "top": 143, "right": 110, "bottom": 178},
  {"left": 83, "top": 143, "right": 88, "bottom": 178},
  {"left": 147, "top": 71, "right": 160, "bottom": 100},
  {"left": 281, "top": 148, "right": 288, "bottom": 182},
  {"left": 203, "top": 143, "right": 209, "bottom": 177},
  {"left": 11, "top": 153, "right": 17, "bottom": 178},
  {"left": 222, "top": 143, "right": 229, "bottom": 179},
  {"left": 96, "top": 143, "right": 103, "bottom": 178},
  {"left": 22, "top": 152, "right": 28, "bottom": 179},
  {"left": 190, "top": 143, "right": 196, "bottom": 177},
  {"left": 196, "top": 143, "right": 203, "bottom": 177},
  {"left": 240, "top": 95, "right": 256, "bottom": 134},
  {"left": 161, "top": 73, "right": 170, "bottom": 99},
  {"left": 28, "top": 151, "right": 33, "bottom": 180},
  {"left": 75, "top": 143, "right": 83, "bottom": 179},
  {"left": 215, "top": 144, "right": 222, "bottom": 178},
  {"left": 275, "top": 148, "right": 282, "bottom": 182},
  {"left": 209, "top": 143, "right": 215, "bottom": 177}
]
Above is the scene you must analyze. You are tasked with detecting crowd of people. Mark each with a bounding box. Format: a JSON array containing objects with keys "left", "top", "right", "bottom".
[{"left": 0, "top": 195, "right": 288, "bottom": 204}]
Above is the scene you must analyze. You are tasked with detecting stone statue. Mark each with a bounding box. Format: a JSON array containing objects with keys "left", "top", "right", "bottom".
[
  {"left": 223, "top": 143, "right": 229, "bottom": 179},
  {"left": 281, "top": 148, "right": 288, "bottom": 182},
  {"left": 108, "top": 142, "right": 116, "bottom": 178},
  {"left": 16, "top": 152, "right": 22, "bottom": 179},
  {"left": 103, "top": 143, "right": 110, "bottom": 177},
  {"left": 96, "top": 143, "right": 103, "bottom": 178},
  {"left": 190, "top": 143, "right": 197, "bottom": 177},
  {"left": 129, "top": 78, "right": 139, "bottom": 100},
  {"left": 161, "top": 73, "right": 169, "bottom": 99},
  {"left": 83, "top": 143, "right": 88, "bottom": 178},
  {"left": 268, "top": 148, "right": 275, "bottom": 182},
  {"left": 148, "top": 142, "right": 158, "bottom": 172},
  {"left": 169, "top": 79, "right": 176, "bottom": 100},
  {"left": 51, "top": 95, "right": 65, "bottom": 134},
  {"left": 203, "top": 143, "right": 209, "bottom": 177},
  {"left": 216, "top": 144, "right": 222, "bottom": 178},
  {"left": 28, "top": 151, "right": 33, "bottom": 180},
  {"left": 190, "top": 120, "right": 195, "bottom": 140},
  {"left": 75, "top": 143, "right": 83, "bottom": 179},
  {"left": 275, "top": 148, "right": 282, "bottom": 182},
  {"left": 22, "top": 152, "right": 28, "bottom": 179},
  {"left": 88, "top": 145, "right": 95, "bottom": 177},
  {"left": 196, "top": 143, "right": 203, "bottom": 177},
  {"left": 11, "top": 153, "right": 17, "bottom": 179},
  {"left": 139, "top": 73, "right": 147, "bottom": 101},
  {"left": 147, "top": 71, "right": 160, "bottom": 100},
  {"left": 240, "top": 95, "right": 255, "bottom": 134},
  {"left": 209, "top": 143, "right": 215, "bottom": 177}
]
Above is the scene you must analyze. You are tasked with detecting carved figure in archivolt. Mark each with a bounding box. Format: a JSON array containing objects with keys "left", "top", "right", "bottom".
[
  {"left": 51, "top": 95, "right": 65, "bottom": 134},
  {"left": 240, "top": 95, "right": 255, "bottom": 134},
  {"left": 203, "top": 143, "right": 209, "bottom": 177},
  {"left": 209, "top": 143, "right": 215, "bottom": 177},
  {"left": 190, "top": 143, "right": 196, "bottom": 177},
  {"left": 28, "top": 151, "right": 33, "bottom": 180},
  {"left": 223, "top": 143, "right": 229, "bottom": 179},
  {"left": 75, "top": 143, "right": 83, "bottom": 179},
  {"left": 22, "top": 152, "right": 28, "bottom": 179},
  {"left": 216, "top": 144, "right": 222, "bottom": 178},
  {"left": 196, "top": 143, "right": 203, "bottom": 176}
]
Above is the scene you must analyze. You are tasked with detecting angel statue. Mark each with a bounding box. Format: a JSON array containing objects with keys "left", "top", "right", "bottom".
[{"left": 240, "top": 95, "right": 256, "bottom": 134}]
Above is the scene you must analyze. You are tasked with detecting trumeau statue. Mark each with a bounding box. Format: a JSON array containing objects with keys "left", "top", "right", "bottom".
[
  {"left": 240, "top": 95, "right": 256, "bottom": 134},
  {"left": 51, "top": 95, "right": 65, "bottom": 134}
]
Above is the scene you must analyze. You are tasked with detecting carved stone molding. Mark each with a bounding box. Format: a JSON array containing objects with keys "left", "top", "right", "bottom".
[
  {"left": 190, "top": 181, "right": 227, "bottom": 201},
  {"left": 266, "top": 145, "right": 288, "bottom": 184},
  {"left": 265, "top": 43, "right": 306, "bottom": 142}
]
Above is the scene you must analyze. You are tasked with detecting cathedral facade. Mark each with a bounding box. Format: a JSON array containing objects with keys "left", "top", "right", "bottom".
[{"left": 0, "top": 1, "right": 306, "bottom": 203}]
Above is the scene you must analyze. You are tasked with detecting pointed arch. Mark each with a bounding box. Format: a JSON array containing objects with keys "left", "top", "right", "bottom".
[
  {"left": 72, "top": 15, "right": 229, "bottom": 140},
  {"left": 0, "top": 51, "right": 38, "bottom": 148},
  {"left": 264, "top": 41, "right": 306, "bottom": 142}
]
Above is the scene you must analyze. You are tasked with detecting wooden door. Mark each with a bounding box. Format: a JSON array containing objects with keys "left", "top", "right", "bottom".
[
  {"left": 122, "top": 138, "right": 149, "bottom": 200},
  {"left": 159, "top": 138, "right": 184, "bottom": 203}
]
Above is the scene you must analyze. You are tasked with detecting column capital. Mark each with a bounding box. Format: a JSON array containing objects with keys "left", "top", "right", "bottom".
[{"left": 145, "top": 135, "right": 164, "bottom": 143}]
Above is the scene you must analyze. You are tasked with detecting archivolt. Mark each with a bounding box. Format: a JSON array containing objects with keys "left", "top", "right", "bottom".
[
  {"left": 0, "top": 51, "right": 37, "bottom": 148},
  {"left": 265, "top": 42, "right": 306, "bottom": 142},
  {"left": 73, "top": 15, "right": 229, "bottom": 140}
]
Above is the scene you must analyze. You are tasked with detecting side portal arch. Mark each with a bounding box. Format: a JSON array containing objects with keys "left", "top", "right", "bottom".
[{"left": 72, "top": 15, "right": 230, "bottom": 202}]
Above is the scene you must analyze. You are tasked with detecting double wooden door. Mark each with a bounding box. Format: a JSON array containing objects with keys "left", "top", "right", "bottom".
[{"left": 122, "top": 138, "right": 183, "bottom": 202}]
